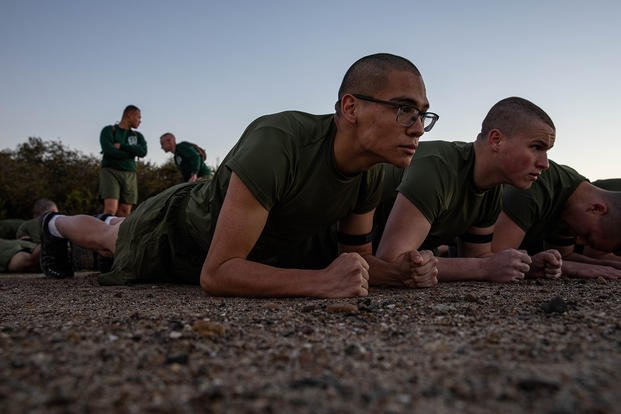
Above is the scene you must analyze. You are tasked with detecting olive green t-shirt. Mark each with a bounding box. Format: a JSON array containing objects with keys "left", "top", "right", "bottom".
[
  {"left": 592, "top": 178, "right": 621, "bottom": 191},
  {"left": 502, "top": 160, "right": 586, "bottom": 251},
  {"left": 104, "top": 111, "right": 383, "bottom": 284},
  {"left": 0, "top": 219, "right": 25, "bottom": 239},
  {"left": 0, "top": 239, "right": 37, "bottom": 272},
  {"left": 186, "top": 111, "right": 383, "bottom": 267},
  {"left": 387, "top": 141, "right": 502, "bottom": 249},
  {"left": 174, "top": 141, "right": 212, "bottom": 181},
  {"left": 15, "top": 218, "right": 41, "bottom": 243},
  {"left": 100, "top": 125, "right": 147, "bottom": 172}
]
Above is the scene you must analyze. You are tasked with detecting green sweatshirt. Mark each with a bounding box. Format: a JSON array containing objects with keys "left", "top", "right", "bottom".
[{"left": 100, "top": 125, "right": 147, "bottom": 172}]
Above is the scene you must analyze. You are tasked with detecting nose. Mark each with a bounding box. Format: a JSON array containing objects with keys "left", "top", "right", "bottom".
[
  {"left": 406, "top": 116, "right": 425, "bottom": 138},
  {"left": 536, "top": 152, "right": 549, "bottom": 171}
]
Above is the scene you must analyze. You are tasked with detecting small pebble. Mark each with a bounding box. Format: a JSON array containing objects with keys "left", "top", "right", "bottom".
[
  {"left": 193, "top": 320, "right": 226, "bottom": 337},
  {"left": 541, "top": 296, "right": 567, "bottom": 314},
  {"left": 325, "top": 303, "right": 359, "bottom": 314}
]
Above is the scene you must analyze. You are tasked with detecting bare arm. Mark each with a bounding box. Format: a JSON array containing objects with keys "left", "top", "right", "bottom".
[
  {"left": 549, "top": 242, "right": 621, "bottom": 277},
  {"left": 439, "top": 226, "right": 534, "bottom": 282},
  {"left": 492, "top": 212, "right": 562, "bottom": 279},
  {"left": 338, "top": 210, "right": 437, "bottom": 288},
  {"left": 581, "top": 246, "right": 621, "bottom": 262},
  {"left": 376, "top": 194, "right": 431, "bottom": 261},
  {"left": 561, "top": 260, "right": 621, "bottom": 279},
  {"left": 200, "top": 173, "right": 369, "bottom": 298},
  {"left": 562, "top": 251, "right": 621, "bottom": 270},
  {"left": 378, "top": 196, "right": 530, "bottom": 282},
  {"left": 492, "top": 212, "right": 526, "bottom": 252}
]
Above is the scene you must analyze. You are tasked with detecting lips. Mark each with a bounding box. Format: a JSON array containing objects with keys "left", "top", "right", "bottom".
[{"left": 399, "top": 145, "right": 417, "bottom": 156}]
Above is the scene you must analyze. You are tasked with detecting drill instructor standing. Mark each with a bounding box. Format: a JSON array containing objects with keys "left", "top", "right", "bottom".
[{"left": 99, "top": 105, "right": 148, "bottom": 217}]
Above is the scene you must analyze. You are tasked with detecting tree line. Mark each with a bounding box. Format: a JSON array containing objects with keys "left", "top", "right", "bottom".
[{"left": 0, "top": 137, "right": 182, "bottom": 219}]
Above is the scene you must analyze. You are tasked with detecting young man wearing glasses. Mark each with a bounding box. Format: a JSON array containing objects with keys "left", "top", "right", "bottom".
[
  {"left": 39, "top": 53, "right": 439, "bottom": 297},
  {"left": 375, "top": 97, "right": 563, "bottom": 283},
  {"left": 493, "top": 164, "right": 621, "bottom": 279}
]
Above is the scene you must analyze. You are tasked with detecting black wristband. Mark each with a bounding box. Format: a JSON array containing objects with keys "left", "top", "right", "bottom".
[
  {"left": 337, "top": 231, "right": 374, "bottom": 245},
  {"left": 546, "top": 236, "right": 576, "bottom": 247},
  {"left": 461, "top": 232, "right": 493, "bottom": 244}
]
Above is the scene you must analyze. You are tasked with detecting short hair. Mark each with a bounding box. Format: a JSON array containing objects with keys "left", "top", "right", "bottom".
[
  {"left": 336, "top": 53, "right": 421, "bottom": 113},
  {"left": 122, "top": 105, "right": 140, "bottom": 118},
  {"left": 479, "top": 97, "right": 555, "bottom": 138},
  {"left": 32, "top": 198, "right": 57, "bottom": 217},
  {"left": 159, "top": 132, "right": 175, "bottom": 142}
]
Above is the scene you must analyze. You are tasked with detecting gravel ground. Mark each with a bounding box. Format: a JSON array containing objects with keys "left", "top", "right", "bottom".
[{"left": 1, "top": 272, "right": 619, "bottom": 413}]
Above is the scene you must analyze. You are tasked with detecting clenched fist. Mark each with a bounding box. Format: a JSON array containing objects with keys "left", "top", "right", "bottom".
[
  {"left": 319, "top": 252, "right": 370, "bottom": 298},
  {"left": 528, "top": 249, "right": 562, "bottom": 279},
  {"left": 398, "top": 250, "right": 438, "bottom": 288}
]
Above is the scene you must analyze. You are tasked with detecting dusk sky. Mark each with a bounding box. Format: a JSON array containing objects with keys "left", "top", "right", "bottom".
[{"left": 1, "top": 0, "right": 619, "bottom": 179}]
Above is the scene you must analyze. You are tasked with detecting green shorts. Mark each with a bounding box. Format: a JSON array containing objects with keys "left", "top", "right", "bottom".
[
  {"left": 97, "top": 182, "right": 209, "bottom": 286},
  {"left": 99, "top": 168, "right": 138, "bottom": 204},
  {"left": 0, "top": 239, "right": 37, "bottom": 272}
]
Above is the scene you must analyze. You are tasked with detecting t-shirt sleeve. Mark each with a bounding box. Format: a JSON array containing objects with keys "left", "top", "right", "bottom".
[
  {"left": 352, "top": 165, "right": 384, "bottom": 214},
  {"left": 225, "top": 126, "right": 293, "bottom": 211},
  {"left": 397, "top": 155, "right": 453, "bottom": 225},
  {"left": 474, "top": 187, "right": 502, "bottom": 229},
  {"left": 501, "top": 184, "right": 543, "bottom": 232}
]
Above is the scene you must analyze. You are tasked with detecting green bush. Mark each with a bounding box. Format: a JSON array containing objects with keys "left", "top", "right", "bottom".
[{"left": 0, "top": 137, "right": 183, "bottom": 218}]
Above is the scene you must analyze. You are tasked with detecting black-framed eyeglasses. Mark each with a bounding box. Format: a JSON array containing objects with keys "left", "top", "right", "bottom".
[{"left": 352, "top": 94, "right": 439, "bottom": 132}]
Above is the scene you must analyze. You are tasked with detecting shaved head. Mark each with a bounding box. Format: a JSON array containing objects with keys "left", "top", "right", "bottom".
[
  {"left": 479, "top": 97, "right": 554, "bottom": 138},
  {"left": 336, "top": 53, "right": 421, "bottom": 113}
]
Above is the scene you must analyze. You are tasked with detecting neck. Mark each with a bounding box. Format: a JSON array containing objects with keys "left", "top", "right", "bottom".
[
  {"left": 118, "top": 120, "right": 132, "bottom": 129},
  {"left": 333, "top": 120, "right": 373, "bottom": 175},
  {"left": 471, "top": 140, "right": 497, "bottom": 190}
]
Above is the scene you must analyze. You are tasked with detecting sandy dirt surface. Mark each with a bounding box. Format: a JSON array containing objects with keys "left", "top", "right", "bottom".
[{"left": 1, "top": 272, "right": 619, "bottom": 413}]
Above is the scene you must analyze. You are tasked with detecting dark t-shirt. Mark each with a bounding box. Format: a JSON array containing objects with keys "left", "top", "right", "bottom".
[
  {"left": 186, "top": 111, "right": 383, "bottom": 266},
  {"left": 0, "top": 219, "right": 25, "bottom": 239},
  {"left": 0, "top": 239, "right": 37, "bottom": 272},
  {"left": 378, "top": 141, "right": 502, "bottom": 249},
  {"left": 502, "top": 160, "right": 586, "bottom": 252},
  {"left": 592, "top": 178, "right": 621, "bottom": 191},
  {"left": 16, "top": 218, "right": 41, "bottom": 243}
]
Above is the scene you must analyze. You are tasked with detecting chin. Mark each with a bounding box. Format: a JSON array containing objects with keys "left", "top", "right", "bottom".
[
  {"left": 511, "top": 180, "right": 533, "bottom": 190},
  {"left": 391, "top": 155, "right": 413, "bottom": 168}
]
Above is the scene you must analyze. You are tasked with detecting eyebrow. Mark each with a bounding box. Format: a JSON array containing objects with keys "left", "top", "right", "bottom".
[
  {"left": 389, "top": 96, "right": 429, "bottom": 111},
  {"left": 532, "top": 138, "right": 553, "bottom": 149}
]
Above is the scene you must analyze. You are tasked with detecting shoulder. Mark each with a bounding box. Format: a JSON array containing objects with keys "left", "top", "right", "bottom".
[
  {"left": 593, "top": 178, "right": 621, "bottom": 191},
  {"left": 243, "top": 111, "right": 335, "bottom": 145},
  {"left": 408, "top": 141, "right": 471, "bottom": 177},
  {"left": 414, "top": 140, "right": 472, "bottom": 161},
  {"left": 546, "top": 160, "right": 586, "bottom": 182},
  {"left": 530, "top": 160, "right": 587, "bottom": 196}
]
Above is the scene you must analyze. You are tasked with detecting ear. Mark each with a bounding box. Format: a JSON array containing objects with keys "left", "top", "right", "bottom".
[
  {"left": 487, "top": 129, "right": 503, "bottom": 152},
  {"left": 339, "top": 94, "right": 358, "bottom": 123},
  {"left": 587, "top": 202, "right": 608, "bottom": 215}
]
